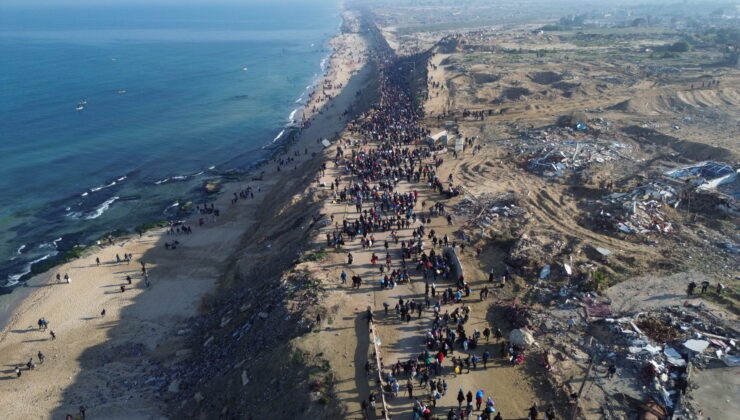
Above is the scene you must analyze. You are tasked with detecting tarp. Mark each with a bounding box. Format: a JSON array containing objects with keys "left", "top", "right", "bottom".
[
  {"left": 663, "top": 346, "right": 686, "bottom": 367},
  {"left": 683, "top": 339, "right": 709, "bottom": 353},
  {"left": 321, "top": 139, "right": 331, "bottom": 148}
]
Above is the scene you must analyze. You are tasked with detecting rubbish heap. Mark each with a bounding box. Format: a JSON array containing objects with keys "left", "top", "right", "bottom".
[
  {"left": 599, "top": 182, "right": 678, "bottom": 234},
  {"left": 526, "top": 140, "right": 632, "bottom": 177},
  {"left": 504, "top": 125, "right": 634, "bottom": 177},
  {"left": 580, "top": 303, "right": 738, "bottom": 418},
  {"left": 455, "top": 192, "right": 527, "bottom": 229}
]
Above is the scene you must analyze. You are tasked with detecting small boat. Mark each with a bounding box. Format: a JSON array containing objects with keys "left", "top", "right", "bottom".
[
  {"left": 117, "top": 90, "right": 127, "bottom": 94},
  {"left": 242, "top": 66, "right": 248, "bottom": 71},
  {"left": 76, "top": 101, "right": 85, "bottom": 111}
]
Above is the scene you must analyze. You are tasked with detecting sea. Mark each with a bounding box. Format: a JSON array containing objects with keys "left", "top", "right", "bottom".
[{"left": 0, "top": 1, "right": 341, "bottom": 295}]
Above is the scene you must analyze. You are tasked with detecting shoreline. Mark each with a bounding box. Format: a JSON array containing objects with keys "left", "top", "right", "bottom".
[
  {"left": 0, "top": 10, "right": 374, "bottom": 417},
  {"left": 0, "top": 18, "right": 342, "bottom": 292},
  {"left": 0, "top": 25, "right": 340, "bottom": 308}
]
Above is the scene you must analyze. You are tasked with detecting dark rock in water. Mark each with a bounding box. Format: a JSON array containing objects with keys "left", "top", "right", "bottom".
[{"left": 203, "top": 180, "right": 221, "bottom": 194}]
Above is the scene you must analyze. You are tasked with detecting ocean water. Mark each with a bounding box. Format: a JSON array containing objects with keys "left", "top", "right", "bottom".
[{"left": 0, "top": 2, "right": 340, "bottom": 289}]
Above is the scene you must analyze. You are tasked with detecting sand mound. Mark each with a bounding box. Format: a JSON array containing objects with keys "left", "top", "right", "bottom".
[{"left": 609, "top": 88, "right": 740, "bottom": 116}]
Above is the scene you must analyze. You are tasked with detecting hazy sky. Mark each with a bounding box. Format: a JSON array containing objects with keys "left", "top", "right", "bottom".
[{"left": 1, "top": 0, "right": 312, "bottom": 6}]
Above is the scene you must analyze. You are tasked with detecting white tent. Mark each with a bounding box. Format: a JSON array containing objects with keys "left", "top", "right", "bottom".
[{"left": 427, "top": 130, "right": 448, "bottom": 145}]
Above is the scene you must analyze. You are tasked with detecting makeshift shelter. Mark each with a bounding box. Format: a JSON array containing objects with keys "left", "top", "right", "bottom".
[{"left": 427, "top": 130, "right": 448, "bottom": 145}]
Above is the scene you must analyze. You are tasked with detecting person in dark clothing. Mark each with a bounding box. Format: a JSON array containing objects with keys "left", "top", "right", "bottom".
[
  {"left": 700, "top": 281, "right": 709, "bottom": 294},
  {"left": 528, "top": 404, "right": 539, "bottom": 420},
  {"left": 606, "top": 364, "right": 617, "bottom": 379},
  {"left": 687, "top": 281, "right": 696, "bottom": 296}
]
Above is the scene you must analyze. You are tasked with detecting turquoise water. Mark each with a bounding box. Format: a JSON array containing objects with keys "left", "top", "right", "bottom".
[{"left": 0, "top": 2, "right": 340, "bottom": 287}]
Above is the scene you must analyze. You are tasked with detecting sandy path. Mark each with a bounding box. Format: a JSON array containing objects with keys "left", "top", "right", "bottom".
[
  {"left": 0, "top": 26, "right": 370, "bottom": 420},
  {"left": 299, "top": 137, "right": 543, "bottom": 419},
  {"left": 426, "top": 52, "right": 451, "bottom": 116}
]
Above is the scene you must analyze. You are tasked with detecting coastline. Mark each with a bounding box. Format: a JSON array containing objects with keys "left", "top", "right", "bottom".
[
  {"left": 0, "top": 9, "right": 373, "bottom": 418},
  {"left": 0, "top": 16, "right": 340, "bottom": 327},
  {"left": 0, "top": 8, "right": 340, "bottom": 292}
]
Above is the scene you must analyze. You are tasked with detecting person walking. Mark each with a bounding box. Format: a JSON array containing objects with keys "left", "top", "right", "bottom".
[
  {"left": 606, "top": 364, "right": 617, "bottom": 379},
  {"left": 340, "top": 270, "right": 347, "bottom": 284},
  {"left": 700, "top": 281, "right": 709, "bottom": 294},
  {"left": 360, "top": 400, "right": 368, "bottom": 419},
  {"left": 369, "top": 392, "right": 376, "bottom": 410},
  {"left": 100, "top": 309, "right": 106, "bottom": 317},
  {"left": 687, "top": 281, "right": 697, "bottom": 296},
  {"left": 528, "top": 403, "right": 539, "bottom": 420}
]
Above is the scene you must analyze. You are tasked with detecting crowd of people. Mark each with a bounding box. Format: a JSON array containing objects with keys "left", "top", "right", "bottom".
[{"left": 321, "top": 42, "right": 563, "bottom": 420}]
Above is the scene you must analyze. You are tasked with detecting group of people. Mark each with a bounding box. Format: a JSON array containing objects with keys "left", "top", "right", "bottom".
[{"left": 323, "top": 43, "right": 560, "bottom": 420}]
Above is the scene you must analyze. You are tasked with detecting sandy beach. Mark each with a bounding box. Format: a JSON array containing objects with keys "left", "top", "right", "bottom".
[{"left": 0, "top": 14, "right": 372, "bottom": 419}]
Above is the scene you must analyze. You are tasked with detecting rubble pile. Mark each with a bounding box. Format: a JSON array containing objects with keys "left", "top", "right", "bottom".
[
  {"left": 599, "top": 183, "right": 678, "bottom": 234},
  {"left": 543, "top": 302, "right": 738, "bottom": 419},
  {"left": 526, "top": 140, "right": 631, "bottom": 177},
  {"left": 635, "top": 316, "right": 683, "bottom": 343},
  {"left": 503, "top": 124, "right": 634, "bottom": 177},
  {"left": 507, "top": 232, "right": 569, "bottom": 272},
  {"left": 666, "top": 161, "right": 739, "bottom": 199},
  {"left": 455, "top": 192, "right": 527, "bottom": 229}
]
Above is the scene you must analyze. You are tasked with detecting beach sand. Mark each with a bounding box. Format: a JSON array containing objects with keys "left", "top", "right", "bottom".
[{"left": 0, "top": 21, "right": 372, "bottom": 419}]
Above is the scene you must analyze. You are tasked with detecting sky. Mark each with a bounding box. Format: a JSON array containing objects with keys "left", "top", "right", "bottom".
[{"left": 0, "top": 0, "right": 319, "bottom": 7}]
